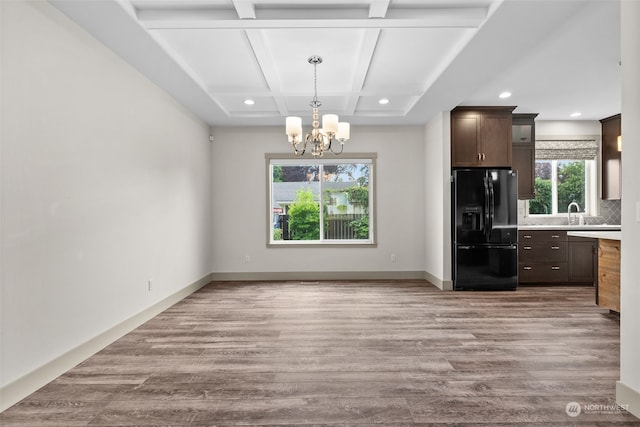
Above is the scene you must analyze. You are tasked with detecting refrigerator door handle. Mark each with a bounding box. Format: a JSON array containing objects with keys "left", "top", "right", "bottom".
[
  {"left": 488, "top": 177, "right": 495, "bottom": 238},
  {"left": 483, "top": 174, "right": 490, "bottom": 241}
]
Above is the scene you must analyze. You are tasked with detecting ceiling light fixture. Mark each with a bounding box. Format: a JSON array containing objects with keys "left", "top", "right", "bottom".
[
  {"left": 285, "top": 56, "right": 350, "bottom": 157},
  {"left": 570, "top": 112, "right": 582, "bottom": 118},
  {"left": 499, "top": 91, "right": 512, "bottom": 99},
  {"left": 379, "top": 98, "right": 390, "bottom": 105},
  {"left": 244, "top": 99, "right": 255, "bottom": 105}
]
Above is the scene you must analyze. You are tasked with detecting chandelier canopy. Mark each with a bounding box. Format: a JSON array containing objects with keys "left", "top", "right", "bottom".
[{"left": 285, "top": 56, "right": 350, "bottom": 157}]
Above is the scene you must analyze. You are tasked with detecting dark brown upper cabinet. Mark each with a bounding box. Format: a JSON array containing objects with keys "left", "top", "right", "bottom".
[
  {"left": 511, "top": 113, "right": 538, "bottom": 200},
  {"left": 600, "top": 114, "right": 621, "bottom": 200},
  {"left": 451, "top": 106, "right": 516, "bottom": 168}
]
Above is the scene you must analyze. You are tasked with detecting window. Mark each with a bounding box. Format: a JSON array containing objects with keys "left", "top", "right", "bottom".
[
  {"left": 528, "top": 138, "right": 598, "bottom": 216},
  {"left": 267, "top": 154, "right": 375, "bottom": 246}
]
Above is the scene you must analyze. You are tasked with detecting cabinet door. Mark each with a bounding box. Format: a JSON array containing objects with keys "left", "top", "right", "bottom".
[
  {"left": 568, "top": 237, "right": 596, "bottom": 284},
  {"left": 479, "top": 113, "right": 512, "bottom": 167},
  {"left": 451, "top": 114, "right": 481, "bottom": 167},
  {"left": 600, "top": 114, "right": 621, "bottom": 200},
  {"left": 512, "top": 145, "right": 535, "bottom": 199}
]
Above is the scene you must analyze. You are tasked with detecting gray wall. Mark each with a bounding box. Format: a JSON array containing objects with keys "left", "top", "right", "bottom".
[
  {"left": 210, "top": 126, "right": 427, "bottom": 279},
  {"left": 1, "top": 0, "right": 213, "bottom": 392}
]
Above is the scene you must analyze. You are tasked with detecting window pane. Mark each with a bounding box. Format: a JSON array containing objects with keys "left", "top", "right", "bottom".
[
  {"left": 530, "top": 160, "right": 552, "bottom": 214},
  {"left": 556, "top": 160, "right": 585, "bottom": 213},
  {"left": 322, "top": 163, "right": 370, "bottom": 240},
  {"left": 272, "top": 165, "right": 320, "bottom": 241}
]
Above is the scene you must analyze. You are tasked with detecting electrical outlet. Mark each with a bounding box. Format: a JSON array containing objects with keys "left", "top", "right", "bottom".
[
  {"left": 147, "top": 279, "right": 153, "bottom": 292},
  {"left": 244, "top": 255, "right": 250, "bottom": 263},
  {"left": 390, "top": 253, "right": 397, "bottom": 263}
]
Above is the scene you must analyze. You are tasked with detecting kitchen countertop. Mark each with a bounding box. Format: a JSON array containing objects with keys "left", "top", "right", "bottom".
[
  {"left": 518, "top": 224, "right": 621, "bottom": 231},
  {"left": 566, "top": 230, "right": 622, "bottom": 241}
]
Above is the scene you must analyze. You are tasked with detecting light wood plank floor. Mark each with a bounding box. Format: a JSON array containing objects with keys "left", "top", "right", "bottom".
[{"left": 2, "top": 281, "right": 639, "bottom": 426}]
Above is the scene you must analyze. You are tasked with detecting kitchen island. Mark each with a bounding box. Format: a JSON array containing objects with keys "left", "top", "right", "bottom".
[{"left": 567, "top": 230, "right": 621, "bottom": 313}]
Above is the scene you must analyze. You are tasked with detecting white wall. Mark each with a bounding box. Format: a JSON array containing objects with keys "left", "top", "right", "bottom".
[
  {"left": 535, "top": 120, "right": 601, "bottom": 136},
  {"left": 210, "top": 126, "right": 426, "bottom": 278},
  {"left": 0, "top": 0, "right": 212, "bottom": 395},
  {"left": 423, "top": 112, "right": 452, "bottom": 288},
  {"left": 618, "top": 0, "right": 640, "bottom": 417}
]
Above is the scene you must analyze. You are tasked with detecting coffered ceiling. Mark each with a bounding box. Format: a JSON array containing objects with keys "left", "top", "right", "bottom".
[{"left": 50, "top": 0, "right": 621, "bottom": 127}]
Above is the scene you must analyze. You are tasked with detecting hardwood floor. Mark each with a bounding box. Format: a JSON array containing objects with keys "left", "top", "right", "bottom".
[{"left": 1, "top": 281, "right": 639, "bottom": 426}]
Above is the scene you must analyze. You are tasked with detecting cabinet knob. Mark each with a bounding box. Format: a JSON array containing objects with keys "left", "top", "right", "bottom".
[
  {"left": 551, "top": 246, "right": 560, "bottom": 250},
  {"left": 523, "top": 235, "right": 532, "bottom": 239},
  {"left": 551, "top": 234, "right": 560, "bottom": 238},
  {"left": 523, "top": 266, "right": 533, "bottom": 271},
  {"left": 551, "top": 266, "right": 561, "bottom": 270},
  {"left": 481, "top": 153, "right": 486, "bottom": 160},
  {"left": 523, "top": 246, "right": 532, "bottom": 250}
]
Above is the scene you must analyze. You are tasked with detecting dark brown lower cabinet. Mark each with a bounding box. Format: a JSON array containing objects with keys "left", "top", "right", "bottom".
[
  {"left": 518, "top": 230, "right": 596, "bottom": 285},
  {"left": 568, "top": 236, "right": 597, "bottom": 284},
  {"left": 519, "top": 230, "right": 567, "bottom": 284}
]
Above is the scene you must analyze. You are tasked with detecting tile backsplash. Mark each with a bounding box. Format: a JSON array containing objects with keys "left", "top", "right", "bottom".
[
  {"left": 599, "top": 199, "right": 622, "bottom": 224},
  {"left": 518, "top": 199, "right": 621, "bottom": 225}
]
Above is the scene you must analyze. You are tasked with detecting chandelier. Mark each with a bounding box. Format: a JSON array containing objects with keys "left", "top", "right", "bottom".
[{"left": 285, "top": 56, "right": 350, "bottom": 157}]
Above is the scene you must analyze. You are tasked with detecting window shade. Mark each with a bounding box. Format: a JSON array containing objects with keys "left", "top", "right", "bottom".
[{"left": 535, "top": 139, "right": 598, "bottom": 160}]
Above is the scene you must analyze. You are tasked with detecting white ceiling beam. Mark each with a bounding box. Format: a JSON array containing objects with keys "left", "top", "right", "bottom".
[
  {"left": 243, "top": 29, "right": 290, "bottom": 115},
  {"left": 344, "top": 28, "right": 380, "bottom": 115},
  {"left": 368, "top": 0, "right": 390, "bottom": 18},
  {"left": 232, "top": 0, "right": 256, "bottom": 19},
  {"left": 138, "top": 8, "right": 487, "bottom": 29}
]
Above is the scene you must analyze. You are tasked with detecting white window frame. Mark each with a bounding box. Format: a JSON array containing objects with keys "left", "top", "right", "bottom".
[
  {"left": 266, "top": 153, "right": 377, "bottom": 247},
  {"left": 527, "top": 158, "right": 597, "bottom": 217}
]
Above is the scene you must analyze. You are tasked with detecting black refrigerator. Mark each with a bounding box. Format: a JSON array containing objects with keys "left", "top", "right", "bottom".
[{"left": 452, "top": 169, "right": 518, "bottom": 291}]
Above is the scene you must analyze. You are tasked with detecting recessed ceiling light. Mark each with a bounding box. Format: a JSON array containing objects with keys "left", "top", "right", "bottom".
[
  {"left": 570, "top": 112, "right": 582, "bottom": 118},
  {"left": 378, "top": 98, "right": 390, "bottom": 105},
  {"left": 244, "top": 99, "right": 255, "bottom": 106},
  {"left": 499, "top": 91, "right": 512, "bottom": 99}
]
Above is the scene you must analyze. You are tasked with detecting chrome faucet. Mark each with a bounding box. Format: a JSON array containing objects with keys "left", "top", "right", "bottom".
[{"left": 568, "top": 202, "right": 581, "bottom": 225}]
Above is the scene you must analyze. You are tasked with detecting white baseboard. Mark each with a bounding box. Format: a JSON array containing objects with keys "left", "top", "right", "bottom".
[
  {"left": 210, "top": 270, "right": 433, "bottom": 282},
  {"left": 617, "top": 380, "right": 640, "bottom": 418},
  {"left": 0, "top": 274, "right": 212, "bottom": 412},
  {"left": 422, "top": 271, "right": 453, "bottom": 290}
]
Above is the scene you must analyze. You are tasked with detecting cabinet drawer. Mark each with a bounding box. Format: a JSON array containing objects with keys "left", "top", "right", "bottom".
[
  {"left": 519, "top": 262, "right": 568, "bottom": 283},
  {"left": 519, "top": 241, "right": 567, "bottom": 262},
  {"left": 518, "top": 230, "right": 567, "bottom": 241}
]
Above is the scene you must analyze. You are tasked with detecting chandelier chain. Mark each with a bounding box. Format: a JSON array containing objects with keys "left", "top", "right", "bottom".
[{"left": 311, "top": 58, "right": 320, "bottom": 108}]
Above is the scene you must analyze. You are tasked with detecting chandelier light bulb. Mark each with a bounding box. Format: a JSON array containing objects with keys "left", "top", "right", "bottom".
[{"left": 337, "top": 122, "right": 350, "bottom": 141}]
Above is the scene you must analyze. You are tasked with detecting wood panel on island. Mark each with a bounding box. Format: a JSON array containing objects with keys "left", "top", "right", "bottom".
[{"left": 597, "top": 238, "right": 620, "bottom": 312}]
